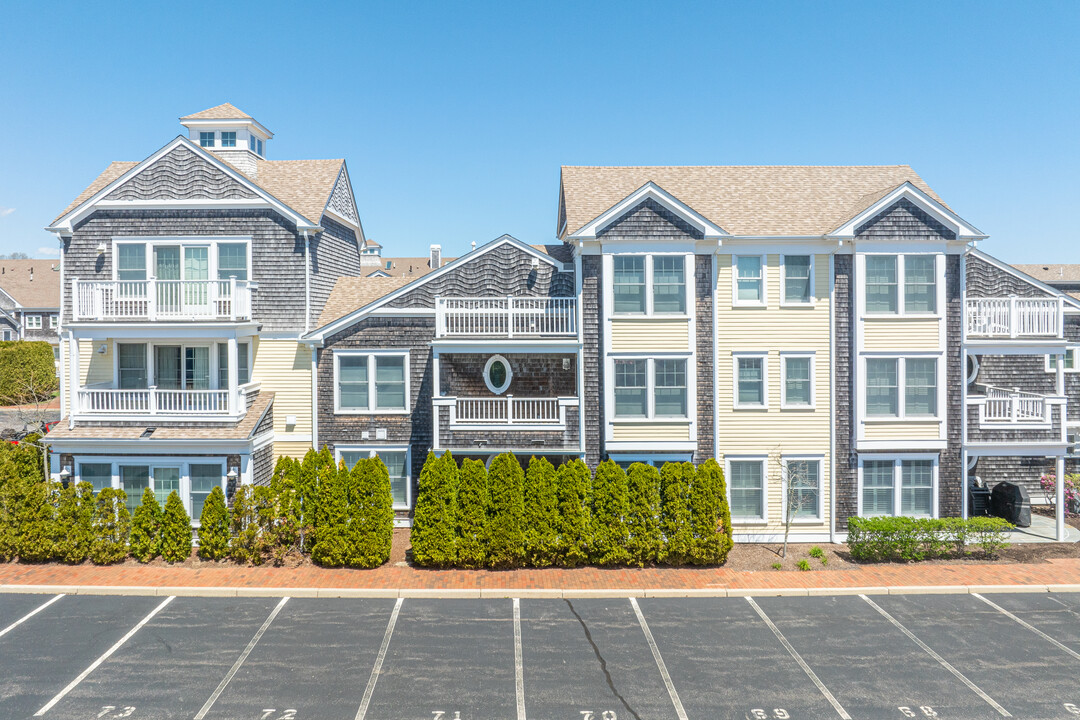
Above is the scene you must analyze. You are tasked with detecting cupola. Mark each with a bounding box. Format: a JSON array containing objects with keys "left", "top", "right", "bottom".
[{"left": 179, "top": 103, "right": 272, "bottom": 178}]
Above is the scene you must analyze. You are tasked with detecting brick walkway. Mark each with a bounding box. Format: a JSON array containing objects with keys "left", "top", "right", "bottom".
[{"left": 1, "top": 558, "right": 1078, "bottom": 593}]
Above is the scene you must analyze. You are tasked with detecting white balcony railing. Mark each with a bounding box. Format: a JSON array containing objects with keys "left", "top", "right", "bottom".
[
  {"left": 435, "top": 297, "right": 577, "bottom": 338},
  {"left": 72, "top": 278, "right": 253, "bottom": 322},
  {"left": 982, "top": 386, "right": 1047, "bottom": 424},
  {"left": 76, "top": 385, "right": 255, "bottom": 417},
  {"left": 965, "top": 296, "right": 1062, "bottom": 339},
  {"left": 436, "top": 395, "right": 578, "bottom": 429}
]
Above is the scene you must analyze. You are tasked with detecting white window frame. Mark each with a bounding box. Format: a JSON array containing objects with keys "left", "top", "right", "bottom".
[
  {"left": 733, "top": 351, "right": 768, "bottom": 409},
  {"left": 335, "top": 445, "right": 412, "bottom": 510},
  {"left": 74, "top": 457, "right": 228, "bottom": 525},
  {"left": 781, "top": 455, "right": 824, "bottom": 523},
  {"left": 111, "top": 237, "right": 252, "bottom": 284},
  {"left": 862, "top": 355, "right": 942, "bottom": 421},
  {"left": 25, "top": 314, "right": 42, "bottom": 329},
  {"left": 780, "top": 351, "right": 815, "bottom": 409},
  {"left": 2, "top": 329, "right": 10, "bottom": 341},
  {"left": 333, "top": 349, "right": 411, "bottom": 415},
  {"left": 199, "top": 131, "right": 216, "bottom": 148},
  {"left": 726, "top": 456, "right": 768, "bottom": 523},
  {"left": 857, "top": 454, "right": 939, "bottom": 518},
  {"left": 1046, "top": 347, "right": 1079, "bottom": 373},
  {"left": 780, "top": 254, "right": 815, "bottom": 306},
  {"left": 610, "top": 356, "right": 690, "bottom": 421},
  {"left": 609, "top": 253, "right": 692, "bottom": 318},
  {"left": 115, "top": 340, "right": 236, "bottom": 391},
  {"left": 732, "top": 254, "right": 767, "bottom": 307},
  {"left": 219, "top": 131, "right": 237, "bottom": 148},
  {"left": 860, "top": 253, "right": 944, "bottom": 318},
  {"left": 483, "top": 354, "right": 513, "bottom": 395},
  {"left": 49, "top": 315, "right": 58, "bottom": 329}
]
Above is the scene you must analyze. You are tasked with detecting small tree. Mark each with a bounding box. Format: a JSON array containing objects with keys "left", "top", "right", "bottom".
[
  {"left": 311, "top": 461, "right": 349, "bottom": 567},
  {"left": 660, "top": 462, "right": 695, "bottom": 565},
  {"left": 345, "top": 456, "right": 394, "bottom": 568},
  {"left": 486, "top": 453, "right": 525, "bottom": 568},
  {"left": 455, "top": 458, "right": 488, "bottom": 569},
  {"left": 17, "top": 477, "right": 57, "bottom": 562},
  {"left": 55, "top": 481, "right": 95, "bottom": 564},
  {"left": 160, "top": 491, "right": 192, "bottom": 563},
  {"left": 689, "top": 459, "right": 733, "bottom": 565},
  {"left": 625, "top": 463, "right": 662, "bottom": 566},
  {"left": 589, "top": 460, "right": 629, "bottom": 566},
  {"left": 776, "top": 449, "right": 816, "bottom": 559},
  {"left": 197, "top": 486, "right": 230, "bottom": 560},
  {"left": 129, "top": 487, "right": 163, "bottom": 562},
  {"left": 553, "top": 459, "right": 590, "bottom": 567},
  {"left": 411, "top": 452, "right": 458, "bottom": 567},
  {"left": 297, "top": 449, "right": 323, "bottom": 551},
  {"left": 523, "top": 457, "right": 559, "bottom": 567},
  {"left": 90, "top": 488, "right": 130, "bottom": 565},
  {"left": 229, "top": 485, "right": 263, "bottom": 565}
]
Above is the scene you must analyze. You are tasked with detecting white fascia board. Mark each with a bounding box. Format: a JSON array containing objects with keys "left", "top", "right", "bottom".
[
  {"left": 829, "top": 182, "right": 986, "bottom": 239},
  {"left": 856, "top": 439, "right": 948, "bottom": 451},
  {"left": 43, "top": 438, "right": 261, "bottom": 453},
  {"left": 432, "top": 340, "right": 582, "bottom": 353},
  {"left": 605, "top": 441, "right": 698, "bottom": 452},
  {"left": 180, "top": 117, "right": 274, "bottom": 139},
  {"left": 567, "top": 181, "right": 728, "bottom": 240},
  {"left": 65, "top": 322, "right": 259, "bottom": 340},
  {"left": 0, "top": 286, "right": 21, "bottom": 307},
  {"left": 49, "top": 136, "right": 317, "bottom": 233},
  {"left": 965, "top": 443, "right": 1070, "bottom": 457},
  {"left": 93, "top": 199, "right": 272, "bottom": 211},
  {"left": 302, "top": 234, "right": 564, "bottom": 341},
  {"left": 968, "top": 248, "right": 1080, "bottom": 310}
]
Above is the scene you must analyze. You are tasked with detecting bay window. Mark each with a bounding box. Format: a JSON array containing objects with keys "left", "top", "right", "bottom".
[{"left": 334, "top": 352, "right": 409, "bottom": 413}]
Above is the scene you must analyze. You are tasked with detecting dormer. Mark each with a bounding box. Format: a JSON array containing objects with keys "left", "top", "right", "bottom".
[{"left": 179, "top": 103, "right": 272, "bottom": 178}]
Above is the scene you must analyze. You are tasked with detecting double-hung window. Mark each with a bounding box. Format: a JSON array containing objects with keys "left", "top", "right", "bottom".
[
  {"left": 782, "top": 255, "right": 812, "bottom": 304},
  {"left": 904, "top": 256, "right": 937, "bottom": 313},
  {"left": 865, "top": 357, "right": 938, "bottom": 418},
  {"left": 613, "top": 358, "right": 688, "bottom": 419},
  {"left": 49, "top": 315, "right": 58, "bottom": 329},
  {"left": 117, "top": 244, "right": 148, "bottom": 281},
  {"left": 1047, "top": 348, "right": 1078, "bottom": 372},
  {"left": 340, "top": 448, "right": 411, "bottom": 508},
  {"left": 865, "top": 256, "right": 898, "bottom": 313},
  {"left": 613, "top": 256, "right": 646, "bottom": 313},
  {"left": 199, "top": 131, "right": 215, "bottom": 148},
  {"left": 734, "top": 353, "right": 766, "bottom": 408},
  {"left": 734, "top": 256, "right": 764, "bottom": 304},
  {"left": 117, "top": 343, "right": 148, "bottom": 389},
  {"left": 79, "top": 463, "right": 113, "bottom": 493},
  {"left": 216, "top": 342, "right": 250, "bottom": 388},
  {"left": 782, "top": 353, "right": 813, "bottom": 408},
  {"left": 729, "top": 459, "right": 765, "bottom": 521},
  {"left": 652, "top": 256, "right": 685, "bottom": 314},
  {"left": 220, "top": 131, "right": 236, "bottom": 147},
  {"left": 217, "top": 243, "right": 248, "bottom": 280},
  {"left": 611, "top": 254, "right": 689, "bottom": 315},
  {"left": 613, "top": 360, "right": 648, "bottom": 417},
  {"left": 189, "top": 464, "right": 223, "bottom": 520},
  {"left": 866, "top": 358, "right": 899, "bottom": 416},
  {"left": 25, "top": 315, "right": 41, "bottom": 329},
  {"left": 335, "top": 352, "right": 409, "bottom": 413},
  {"left": 784, "top": 458, "right": 822, "bottom": 521},
  {"left": 865, "top": 255, "right": 938, "bottom": 315},
  {"left": 861, "top": 457, "right": 936, "bottom": 517},
  {"left": 654, "top": 359, "right": 687, "bottom": 416}
]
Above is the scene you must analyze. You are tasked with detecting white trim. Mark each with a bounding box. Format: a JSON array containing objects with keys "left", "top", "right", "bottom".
[
  {"left": 1045, "top": 347, "right": 1079, "bottom": 373},
  {"left": 607, "top": 453, "right": 694, "bottom": 467},
  {"left": 779, "top": 253, "right": 816, "bottom": 306},
  {"left": 606, "top": 355, "right": 692, "bottom": 422},
  {"left": 732, "top": 351, "right": 769, "bottom": 410},
  {"left": 111, "top": 236, "right": 252, "bottom": 284},
  {"left": 726, "top": 456, "right": 769, "bottom": 524},
  {"left": 607, "top": 252, "right": 693, "bottom": 318},
  {"left": 857, "top": 439, "right": 947, "bottom": 451},
  {"left": 567, "top": 181, "right": 727, "bottom": 240},
  {"left": 829, "top": 182, "right": 985, "bottom": 239},
  {"left": 606, "top": 441, "right": 696, "bottom": 452},
  {"left": 333, "top": 349, "right": 410, "bottom": 415},
  {"left": 483, "top": 354, "right": 513, "bottom": 395},
  {"left": 335, "top": 445, "right": 413, "bottom": 512},
  {"left": 731, "top": 254, "right": 767, "bottom": 307},
  {"left": 858, "top": 252, "right": 945, "bottom": 319},
  {"left": 856, "top": 453, "right": 939, "bottom": 518},
  {"left": 780, "top": 351, "right": 816, "bottom": 409},
  {"left": 781, "top": 455, "right": 824, "bottom": 523},
  {"left": 72, "top": 455, "right": 231, "bottom": 521},
  {"left": 861, "top": 355, "right": 944, "bottom": 423}
]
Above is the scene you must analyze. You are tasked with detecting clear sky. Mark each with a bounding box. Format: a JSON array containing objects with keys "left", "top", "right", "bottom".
[{"left": 0, "top": 1, "right": 1076, "bottom": 263}]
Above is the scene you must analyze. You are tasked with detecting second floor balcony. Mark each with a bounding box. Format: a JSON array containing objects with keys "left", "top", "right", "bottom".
[
  {"left": 72, "top": 278, "right": 254, "bottom": 323},
  {"left": 435, "top": 296, "right": 577, "bottom": 339},
  {"left": 965, "top": 296, "right": 1063, "bottom": 340},
  {"left": 75, "top": 381, "right": 260, "bottom": 422}
]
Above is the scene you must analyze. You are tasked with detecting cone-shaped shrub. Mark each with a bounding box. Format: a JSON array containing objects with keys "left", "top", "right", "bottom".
[
  {"left": 55, "top": 481, "right": 95, "bottom": 564},
  {"left": 486, "top": 453, "right": 525, "bottom": 568},
  {"left": 197, "top": 486, "right": 230, "bottom": 560},
  {"left": 0, "top": 471, "right": 22, "bottom": 562},
  {"left": 689, "top": 458, "right": 733, "bottom": 565},
  {"left": 297, "top": 449, "right": 321, "bottom": 551},
  {"left": 229, "top": 485, "right": 263, "bottom": 565},
  {"left": 523, "top": 457, "right": 559, "bottom": 567},
  {"left": 411, "top": 451, "right": 458, "bottom": 567},
  {"left": 589, "top": 460, "right": 628, "bottom": 566},
  {"left": 625, "top": 463, "right": 662, "bottom": 566},
  {"left": 660, "top": 461, "right": 695, "bottom": 565},
  {"left": 344, "top": 457, "right": 394, "bottom": 568},
  {"left": 311, "top": 461, "right": 349, "bottom": 567},
  {"left": 129, "top": 487, "right": 163, "bottom": 562},
  {"left": 454, "top": 458, "right": 488, "bottom": 569},
  {"left": 160, "top": 490, "right": 192, "bottom": 563},
  {"left": 553, "top": 459, "right": 590, "bottom": 567},
  {"left": 90, "top": 488, "right": 130, "bottom": 565},
  {"left": 17, "top": 478, "right": 57, "bottom": 562}
]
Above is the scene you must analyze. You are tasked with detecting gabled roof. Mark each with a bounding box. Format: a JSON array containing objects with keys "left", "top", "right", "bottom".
[
  {"left": 180, "top": 103, "right": 253, "bottom": 120},
  {"left": 0, "top": 259, "right": 61, "bottom": 308},
  {"left": 1012, "top": 264, "right": 1080, "bottom": 285},
  {"left": 559, "top": 165, "right": 948, "bottom": 238},
  {"left": 971, "top": 249, "right": 1080, "bottom": 310},
  {"left": 318, "top": 276, "right": 415, "bottom": 327}
]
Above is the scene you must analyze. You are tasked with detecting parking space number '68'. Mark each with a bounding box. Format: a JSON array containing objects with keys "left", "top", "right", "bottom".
[{"left": 748, "top": 711, "right": 789, "bottom": 719}]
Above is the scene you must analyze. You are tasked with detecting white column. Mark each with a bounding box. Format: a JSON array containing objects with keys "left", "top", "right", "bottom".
[
  {"left": 961, "top": 448, "right": 969, "bottom": 520},
  {"left": 1057, "top": 455, "right": 1066, "bottom": 542},
  {"left": 1057, "top": 352, "right": 1065, "bottom": 396},
  {"left": 67, "top": 334, "right": 79, "bottom": 429},
  {"left": 227, "top": 337, "right": 239, "bottom": 414}
]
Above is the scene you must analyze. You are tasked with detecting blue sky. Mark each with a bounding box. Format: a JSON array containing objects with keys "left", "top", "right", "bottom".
[{"left": 0, "top": 1, "right": 1076, "bottom": 263}]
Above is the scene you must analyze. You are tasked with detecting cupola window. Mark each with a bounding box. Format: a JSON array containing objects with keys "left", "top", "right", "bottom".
[
  {"left": 220, "top": 131, "right": 236, "bottom": 148},
  {"left": 199, "top": 132, "right": 215, "bottom": 148}
]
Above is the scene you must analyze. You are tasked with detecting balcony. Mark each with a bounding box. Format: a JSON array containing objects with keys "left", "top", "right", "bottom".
[
  {"left": 435, "top": 297, "right": 577, "bottom": 339},
  {"left": 966, "top": 385, "right": 1067, "bottom": 447},
  {"left": 433, "top": 395, "right": 581, "bottom": 452},
  {"left": 75, "top": 382, "right": 260, "bottom": 421},
  {"left": 981, "top": 386, "right": 1047, "bottom": 424},
  {"left": 72, "top": 278, "right": 253, "bottom": 322},
  {"left": 965, "top": 297, "right": 1063, "bottom": 340}
]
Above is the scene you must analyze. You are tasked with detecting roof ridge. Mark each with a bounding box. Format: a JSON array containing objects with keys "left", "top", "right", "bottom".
[{"left": 561, "top": 164, "right": 915, "bottom": 169}]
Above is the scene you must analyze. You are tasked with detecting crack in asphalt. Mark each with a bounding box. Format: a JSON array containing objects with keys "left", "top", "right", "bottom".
[{"left": 565, "top": 599, "right": 642, "bottom": 720}]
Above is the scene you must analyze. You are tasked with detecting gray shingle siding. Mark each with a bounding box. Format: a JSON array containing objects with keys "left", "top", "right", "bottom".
[
  {"left": 437, "top": 405, "right": 581, "bottom": 453},
  {"left": 855, "top": 198, "right": 957, "bottom": 240},
  {"left": 105, "top": 146, "right": 258, "bottom": 201},
  {"left": 695, "top": 254, "right": 714, "bottom": 464},
  {"left": 252, "top": 443, "right": 274, "bottom": 487},
  {"left": 596, "top": 198, "right": 705, "bottom": 240},
  {"left": 582, "top": 256, "right": 602, "bottom": 467},
  {"left": 833, "top": 255, "right": 855, "bottom": 529},
  {"left": 966, "top": 402, "right": 1064, "bottom": 444},
  {"left": 309, "top": 215, "right": 361, "bottom": 328},
  {"left": 942, "top": 254, "right": 963, "bottom": 517},
  {"left": 966, "top": 254, "right": 1054, "bottom": 299},
  {"left": 439, "top": 353, "right": 577, "bottom": 397}
]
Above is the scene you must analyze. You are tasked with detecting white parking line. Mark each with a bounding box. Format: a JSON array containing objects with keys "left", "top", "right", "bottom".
[
  {"left": 0, "top": 594, "right": 64, "bottom": 639},
  {"left": 354, "top": 597, "right": 403, "bottom": 720},
  {"left": 746, "top": 597, "right": 851, "bottom": 720},
  {"left": 34, "top": 595, "right": 175, "bottom": 717},
  {"left": 630, "top": 597, "right": 688, "bottom": 720},
  {"left": 972, "top": 593, "right": 1080, "bottom": 663},
  {"left": 860, "top": 595, "right": 1011, "bottom": 717},
  {"left": 513, "top": 598, "right": 526, "bottom": 720},
  {"left": 194, "top": 596, "right": 289, "bottom": 720}
]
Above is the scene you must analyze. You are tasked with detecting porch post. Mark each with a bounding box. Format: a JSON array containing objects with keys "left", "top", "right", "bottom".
[
  {"left": 1056, "top": 454, "right": 1066, "bottom": 542},
  {"left": 227, "top": 337, "right": 239, "bottom": 414},
  {"left": 67, "top": 333, "right": 79, "bottom": 429},
  {"left": 961, "top": 448, "right": 969, "bottom": 520}
]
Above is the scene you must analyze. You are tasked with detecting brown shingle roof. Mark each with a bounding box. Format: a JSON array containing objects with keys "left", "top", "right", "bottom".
[
  {"left": 180, "top": 103, "right": 253, "bottom": 120},
  {"left": 253, "top": 158, "right": 344, "bottom": 227},
  {"left": 53, "top": 161, "right": 138, "bottom": 223},
  {"left": 317, "top": 276, "right": 415, "bottom": 327},
  {"left": 0, "top": 259, "right": 61, "bottom": 308},
  {"left": 1012, "top": 264, "right": 1080, "bottom": 285},
  {"left": 559, "top": 165, "right": 946, "bottom": 237}
]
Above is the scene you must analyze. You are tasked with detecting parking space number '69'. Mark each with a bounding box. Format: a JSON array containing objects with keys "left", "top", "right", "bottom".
[
  {"left": 748, "top": 710, "right": 789, "bottom": 719},
  {"left": 898, "top": 708, "right": 937, "bottom": 717}
]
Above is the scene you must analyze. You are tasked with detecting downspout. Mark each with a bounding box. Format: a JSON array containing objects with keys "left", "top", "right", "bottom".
[
  {"left": 713, "top": 249, "right": 720, "bottom": 461},
  {"left": 828, "top": 250, "right": 837, "bottom": 544},
  {"left": 57, "top": 234, "right": 66, "bottom": 421},
  {"left": 575, "top": 244, "right": 586, "bottom": 460},
  {"left": 303, "top": 231, "right": 312, "bottom": 333},
  {"left": 960, "top": 250, "right": 969, "bottom": 520},
  {"left": 310, "top": 344, "right": 319, "bottom": 451}
]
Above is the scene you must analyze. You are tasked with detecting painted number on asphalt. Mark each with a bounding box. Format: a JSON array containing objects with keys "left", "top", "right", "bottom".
[
  {"left": 580, "top": 712, "right": 617, "bottom": 720},
  {"left": 898, "top": 708, "right": 937, "bottom": 717},
  {"left": 432, "top": 712, "right": 461, "bottom": 720},
  {"left": 748, "top": 710, "right": 790, "bottom": 719},
  {"left": 260, "top": 710, "right": 297, "bottom": 720},
  {"left": 97, "top": 708, "right": 135, "bottom": 719},
  {"left": 1064, "top": 703, "right": 1080, "bottom": 715}
]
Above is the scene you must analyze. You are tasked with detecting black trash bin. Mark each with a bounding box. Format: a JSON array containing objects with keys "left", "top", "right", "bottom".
[{"left": 990, "top": 481, "right": 1031, "bottom": 528}]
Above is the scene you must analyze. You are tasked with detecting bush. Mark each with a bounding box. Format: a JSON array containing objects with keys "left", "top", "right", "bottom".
[
  {"left": 344, "top": 457, "right": 394, "bottom": 568},
  {"left": 848, "top": 516, "right": 1013, "bottom": 562},
  {"left": 524, "top": 457, "right": 559, "bottom": 568},
  {"left": 689, "top": 459, "right": 733, "bottom": 565},
  {"left": 589, "top": 460, "right": 628, "bottom": 566},
  {"left": 969, "top": 516, "right": 1012, "bottom": 558},
  {"left": 160, "top": 491, "right": 192, "bottom": 563},
  {"left": 129, "top": 488, "right": 163, "bottom": 563},
  {"left": 230, "top": 485, "right": 264, "bottom": 565},
  {"left": 455, "top": 459, "right": 488, "bottom": 569},
  {"left": 296, "top": 449, "right": 323, "bottom": 551},
  {"left": 808, "top": 546, "right": 824, "bottom": 559},
  {"left": 55, "top": 481, "right": 95, "bottom": 563},
  {"left": 659, "top": 462, "right": 694, "bottom": 565},
  {"left": 311, "top": 461, "right": 350, "bottom": 567},
  {"left": 486, "top": 453, "right": 525, "bottom": 568},
  {"left": 797, "top": 559, "right": 811, "bottom": 571},
  {"left": 553, "top": 459, "right": 590, "bottom": 567},
  {"left": 0, "top": 341, "right": 58, "bottom": 405},
  {"left": 197, "top": 486, "right": 230, "bottom": 560},
  {"left": 90, "top": 488, "right": 130, "bottom": 564},
  {"left": 411, "top": 452, "right": 458, "bottom": 567},
  {"left": 17, "top": 478, "right": 57, "bottom": 562},
  {"left": 625, "top": 463, "right": 661, "bottom": 566},
  {"left": 1040, "top": 473, "right": 1080, "bottom": 517}
]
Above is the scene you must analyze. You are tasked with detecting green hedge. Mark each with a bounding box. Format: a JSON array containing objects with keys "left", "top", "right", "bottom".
[
  {"left": 589, "top": 460, "right": 629, "bottom": 566},
  {"left": 659, "top": 462, "right": 694, "bottom": 565},
  {"left": 553, "top": 459, "right": 590, "bottom": 567},
  {"left": 688, "top": 459, "right": 733, "bottom": 565},
  {"left": 0, "top": 341, "right": 58, "bottom": 406},
  {"left": 524, "top": 457, "right": 558, "bottom": 567},
  {"left": 626, "top": 463, "right": 662, "bottom": 566},
  {"left": 487, "top": 453, "right": 525, "bottom": 568},
  {"left": 197, "top": 486, "right": 230, "bottom": 560},
  {"left": 455, "top": 458, "right": 488, "bottom": 569},
  {"left": 129, "top": 488, "right": 163, "bottom": 562},
  {"left": 847, "top": 516, "right": 1014, "bottom": 561},
  {"left": 412, "top": 451, "right": 458, "bottom": 567},
  {"left": 160, "top": 491, "right": 192, "bottom": 563}
]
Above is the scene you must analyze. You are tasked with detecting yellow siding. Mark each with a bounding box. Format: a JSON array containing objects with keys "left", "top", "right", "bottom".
[
  {"left": 719, "top": 449, "right": 832, "bottom": 534},
  {"left": 611, "top": 423, "right": 691, "bottom": 442},
  {"left": 863, "top": 318, "right": 940, "bottom": 351},
  {"left": 252, "top": 339, "right": 312, "bottom": 435},
  {"left": 79, "top": 340, "right": 113, "bottom": 387},
  {"left": 610, "top": 318, "right": 690, "bottom": 352},
  {"left": 716, "top": 253, "right": 832, "bottom": 531},
  {"left": 273, "top": 441, "right": 313, "bottom": 461},
  {"left": 863, "top": 421, "right": 941, "bottom": 441}
]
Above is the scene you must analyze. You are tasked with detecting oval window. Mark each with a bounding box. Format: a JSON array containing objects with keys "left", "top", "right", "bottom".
[{"left": 484, "top": 355, "right": 512, "bottom": 395}]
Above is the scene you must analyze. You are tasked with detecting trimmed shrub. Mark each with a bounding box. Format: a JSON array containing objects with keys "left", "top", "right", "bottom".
[
  {"left": 411, "top": 452, "right": 458, "bottom": 567},
  {"left": 90, "top": 488, "right": 130, "bottom": 565},
  {"left": 229, "top": 485, "right": 264, "bottom": 565},
  {"left": 129, "top": 487, "right": 163, "bottom": 563},
  {"left": 689, "top": 459, "right": 733, "bottom": 565},
  {"left": 969, "top": 516, "right": 1012, "bottom": 558},
  {"left": 344, "top": 457, "right": 394, "bottom": 568},
  {"left": 625, "top": 463, "right": 662, "bottom": 566},
  {"left": 17, "top": 478, "right": 57, "bottom": 562},
  {"left": 55, "top": 481, "right": 95, "bottom": 564},
  {"left": 0, "top": 341, "right": 58, "bottom": 405},
  {"left": 847, "top": 516, "right": 1013, "bottom": 562},
  {"left": 523, "top": 457, "right": 559, "bottom": 568},
  {"left": 455, "top": 458, "right": 488, "bottom": 569},
  {"left": 553, "top": 459, "right": 590, "bottom": 567},
  {"left": 197, "top": 486, "right": 230, "bottom": 560},
  {"left": 311, "top": 461, "right": 349, "bottom": 567},
  {"left": 659, "top": 461, "right": 694, "bottom": 565},
  {"left": 486, "top": 453, "right": 525, "bottom": 568},
  {"left": 297, "top": 449, "right": 322, "bottom": 551},
  {"left": 160, "top": 491, "right": 192, "bottom": 563},
  {"left": 589, "top": 460, "right": 628, "bottom": 566}
]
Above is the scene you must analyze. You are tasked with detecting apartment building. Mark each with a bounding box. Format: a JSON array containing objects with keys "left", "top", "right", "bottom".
[{"left": 0, "top": 260, "right": 61, "bottom": 345}]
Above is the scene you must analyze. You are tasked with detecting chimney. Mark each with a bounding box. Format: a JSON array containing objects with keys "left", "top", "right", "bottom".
[
  {"left": 430, "top": 244, "right": 442, "bottom": 269},
  {"left": 29, "top": 267, "right": 33, "bottom": 281}
]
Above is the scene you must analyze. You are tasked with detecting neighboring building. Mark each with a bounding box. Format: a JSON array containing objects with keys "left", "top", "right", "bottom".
[
  {"left": 1012, "top": 263, "right": 1080, "bottom": 300},
  {"left": 43, "top": 104, "right": 368, "bottom": 522},
  {"left": 0, "top": 259, "right": 61, "bottom": 344}
]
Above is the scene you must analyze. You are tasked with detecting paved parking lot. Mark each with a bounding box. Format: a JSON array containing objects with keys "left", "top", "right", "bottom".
[{"left": 3, "top": 591, "right": 1080, "bottom": 720}]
